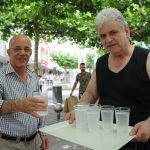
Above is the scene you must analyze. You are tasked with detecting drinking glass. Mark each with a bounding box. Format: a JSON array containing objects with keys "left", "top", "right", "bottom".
[
  {"left": 86, "top": 104, "right": 100, "bottom": 132},
  {"left": 115, "top": 107, "right": 130, "bottom": 134},
  {"left": 32, "top": 91, "right": 48, "bottom": 116},
  {"left": 74, "top": 104, "right": 88, "bottom": 129},
  {"left": 101, "top": 105, "right": 114, "bottom": 131}
]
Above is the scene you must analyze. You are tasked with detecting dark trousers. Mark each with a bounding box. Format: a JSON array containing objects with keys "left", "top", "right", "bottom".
[
  {"left": 119, "top": 139, "right": 150, "bottom": 150},
  {"left": 39, "top": 85, "right": 42, "bottom": 92}
]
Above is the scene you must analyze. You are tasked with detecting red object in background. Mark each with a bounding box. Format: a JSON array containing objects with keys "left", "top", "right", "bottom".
[{"left": 39, "top": 39, "right": 48, "bottom": 66}]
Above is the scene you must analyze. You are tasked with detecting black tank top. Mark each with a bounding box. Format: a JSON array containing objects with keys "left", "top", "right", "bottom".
[{"left": 96, "top": 46, "right": 150, "bottom": 126}]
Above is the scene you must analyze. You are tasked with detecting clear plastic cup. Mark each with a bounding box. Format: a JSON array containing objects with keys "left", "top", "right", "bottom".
[
  {"left": 115, "top": 107, "right": 130, "bottom": 134},
  {"left": 74, "top": 104, "right": 88, "bottom": 129},
  {"left": 86, "top": 104, "right": 100, "bottom": 132},
  {"left": 32, "top": 91, "right": 48, "bottom": 116},
  {"left": 101, "top": 105, "right": 114, "bottom": 131}
]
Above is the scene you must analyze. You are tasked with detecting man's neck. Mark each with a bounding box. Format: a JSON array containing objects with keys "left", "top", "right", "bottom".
[
  {"left": 14, "top": 66, "right": 27, "bottom": 82},
  {"left": 110, "top": 45, "right": 134, "bottom": 60}
]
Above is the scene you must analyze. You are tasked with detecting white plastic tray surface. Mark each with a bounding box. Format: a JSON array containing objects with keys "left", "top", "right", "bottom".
[{"left": 40, "top": 121, "right": 134, "bottom": 150}]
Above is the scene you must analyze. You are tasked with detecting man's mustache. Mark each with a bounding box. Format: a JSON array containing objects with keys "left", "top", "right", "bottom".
[{"left": 18, "top": 57, "right": 29, "bottom": 61}]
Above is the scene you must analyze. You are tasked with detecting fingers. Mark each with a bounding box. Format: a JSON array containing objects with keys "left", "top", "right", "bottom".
[
  {"left": 21, "top": 97, "right": 48, "bottom": 116},
  {"left": 129, "top": 121, "right": 150, "bottom": 142},
  {"left": 30, "top": 111, "right": 43, "bottom": 119},
  {"left": 129, "top": 123, "right": 140, "bottom": 136},
  {"left": 64, "top": 111, "right": 75, "bottom": 124}
]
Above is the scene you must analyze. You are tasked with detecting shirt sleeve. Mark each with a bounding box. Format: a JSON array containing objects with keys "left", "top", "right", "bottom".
[
  {"left": 80, "top": 68, "right": 99, "bottom": 104},
  {"left": 0, "top": 83, "right": 4, "bottom": 110},
  {"left": 76, "top": 74, "right": 79, "bottom": 82}
]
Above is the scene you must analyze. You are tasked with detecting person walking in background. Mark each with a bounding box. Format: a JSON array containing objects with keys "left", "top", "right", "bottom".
[
  {"left": 38, "top": 75, "right": 45, "bottom": 92},
  {"left": 65, "top": 8, "right": 150, "bottom": 150},
  {"left": 70, "top": 63, "right": 91, "bottom": 99},
  {"left": 0, "top": 35, "right": 49, "bottom": 150},
  {"left": 48, "top": 70, "right": 53, "bottom": 86}
]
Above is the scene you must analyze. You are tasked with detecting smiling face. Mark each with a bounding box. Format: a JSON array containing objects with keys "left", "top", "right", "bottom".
[
  {"left": 7, "top": 35, "right": 32, "bottom": 69},
  {"left": 99, "top": 20, "right": 130, "bottom": 55}
]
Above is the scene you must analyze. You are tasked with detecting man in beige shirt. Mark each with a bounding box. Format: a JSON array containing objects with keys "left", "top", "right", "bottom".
[{"left": 65, "top": 8, "right": 150, "bottom": 149}]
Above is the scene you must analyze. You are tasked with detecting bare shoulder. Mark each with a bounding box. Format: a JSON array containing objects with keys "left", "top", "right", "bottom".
[{"left": 146, "top": 52, "right": 150, "bottom": 80}]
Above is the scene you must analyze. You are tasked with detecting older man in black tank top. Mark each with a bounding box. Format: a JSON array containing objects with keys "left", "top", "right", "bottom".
[{"left": 65, "top": 8, "right": 150, "bottom": 150}]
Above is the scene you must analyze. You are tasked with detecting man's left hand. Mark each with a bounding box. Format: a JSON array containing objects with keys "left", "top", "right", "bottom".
[{"left": 129, "top": 119, "right": 150, "bottom": 142}]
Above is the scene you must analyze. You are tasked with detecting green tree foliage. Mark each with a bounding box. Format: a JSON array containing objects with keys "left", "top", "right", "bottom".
[
  {"left": 86, "top": 53, "right": 95, "bottom": 71},
  {"left": 50, "top": 51, "right": 78, "bottom": 83},
  {"left": 50, "top": 51, "right": 78, "bottom": 70},
  {"left": 0, "top": 0, "right": 150, "bottom": 73}
]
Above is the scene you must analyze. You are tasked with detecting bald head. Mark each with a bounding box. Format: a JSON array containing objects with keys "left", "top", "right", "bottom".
[{"left": 9, "top": 35, "right": 31, "bottom": 48}]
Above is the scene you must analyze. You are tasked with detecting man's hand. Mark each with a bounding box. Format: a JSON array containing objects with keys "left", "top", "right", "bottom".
[
  {"left": 129, "top": 118, "right": 150, "bottom": 142},
  {"left": 19, "top": 97, "right": 48, "bottom": 118},
  {"left": 0, "top": 96, "right": 48, "bottom": 119},
  {"left": 64, "top": 111, "right": 75, "bottom": 124},
  {"left": 40, "top": 135, "right": 49, "bottom": 150}
]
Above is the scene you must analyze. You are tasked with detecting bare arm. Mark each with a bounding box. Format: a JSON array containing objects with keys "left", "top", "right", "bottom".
[
  {"left": 146, "top": 53, "right": 150, "bottom": 80},
  {"left": 80, "top": 68, "right": 99, "bottom": 104},
  {"left": 70, "top": 80, "right": 78, "bottom": 96},
  {"left": 0, "top": 97, "right": 47, "bottom": 118}
]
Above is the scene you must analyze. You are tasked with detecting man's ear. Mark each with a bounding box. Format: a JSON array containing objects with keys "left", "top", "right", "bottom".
[
  {"left": 125, "top": 27, "right": 130, "bottom": 39},
  {"left": 7, "top": 49, "right": 10, "bottom": 56}
]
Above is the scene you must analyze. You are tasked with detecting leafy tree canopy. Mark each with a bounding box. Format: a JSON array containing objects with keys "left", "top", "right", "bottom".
[
  {"left": 0, "top": 0, "right": 150, "bottom": 48},
  {"left": 50, "top": 51, "right": 78, "bottom": 69}
]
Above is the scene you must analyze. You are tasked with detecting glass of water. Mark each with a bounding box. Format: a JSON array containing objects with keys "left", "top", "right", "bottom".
[
  {"left": 74, "top": 104, "right": 88, "bottom": 129},
  {"left": 101, "top": 105, "right": 114, "bottom": 131},
  {"left": 32, "top": 91, "right": 48, "bottom": 116},
  {"left": 87, "top": 104, "right": 100, "bottom": 132},
  {"left": 115, "top": 107, "right": 130, "bottom": 134}
]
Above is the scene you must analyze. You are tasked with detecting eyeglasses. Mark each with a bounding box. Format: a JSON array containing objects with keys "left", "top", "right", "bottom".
[{"left": 10, "top": 47, "right": 32, "bottom": 52}]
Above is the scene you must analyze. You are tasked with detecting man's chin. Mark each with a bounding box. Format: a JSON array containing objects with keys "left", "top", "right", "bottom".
[{"left": 16, "top": 63, "right": 27, "bottom": 68}]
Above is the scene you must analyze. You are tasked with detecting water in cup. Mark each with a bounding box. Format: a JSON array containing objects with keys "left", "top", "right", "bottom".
[
  {"left": 101, "top": 105, "right": 114, "bottom": 130},
  {"left": 32, "top": 91, "right": 48, "bottom": 116},
  {"left": 74, "top": 104, "right": 88, "bottom": 129},
  {"left": 87, "top": 104, "right": 100, "bottom": 132},
  {"left": 115, "top": 107, "right": 130, "bottom": 134}
]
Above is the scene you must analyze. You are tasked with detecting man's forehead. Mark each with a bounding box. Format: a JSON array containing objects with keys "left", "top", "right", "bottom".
[
  {"left": 9, "top": 35, "right": 31, "bottom": 47},
  {"left": 80, "top": 65, "right": 85, "bottom": 67}
]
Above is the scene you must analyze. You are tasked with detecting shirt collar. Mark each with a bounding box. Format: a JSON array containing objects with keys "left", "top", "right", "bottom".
[{"left": 5, "top": 63, "right": 33, "bottom": 77}]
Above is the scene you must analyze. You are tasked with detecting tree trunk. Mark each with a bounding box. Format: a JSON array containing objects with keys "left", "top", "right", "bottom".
[{"left": 34, "top": 34, "right": 39, "bottom": 75}]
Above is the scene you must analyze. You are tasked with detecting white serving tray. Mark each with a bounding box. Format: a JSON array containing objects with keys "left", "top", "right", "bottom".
[{"left": 40, "top": 121, "right": 134, "bottom": 150}]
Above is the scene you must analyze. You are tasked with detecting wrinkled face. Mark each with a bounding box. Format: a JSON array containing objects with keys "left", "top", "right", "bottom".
[
  {"left": 80, "top": 64, "right": 85, "bottom": 72},
  {"left": 7, "top": 36, "right": 32, "bottom": 69},
  {"left": 98, "top": 20, "right": 130, "bottom": 54}
]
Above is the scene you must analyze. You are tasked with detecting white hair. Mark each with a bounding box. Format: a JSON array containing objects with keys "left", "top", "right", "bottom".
[{"left": 95, "top": 8, "right": 128, "bottom": 33}]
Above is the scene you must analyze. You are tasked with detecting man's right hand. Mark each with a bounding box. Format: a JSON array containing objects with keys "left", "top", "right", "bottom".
[
  {"left": 0, "top": 96, "right": 48, "bottom": 119},
  {"left": 19, "top": 96, "right": 48, "bottom": 118},
  {"left": 64, "top": 111, "right": 76, "bottom": 124}
]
